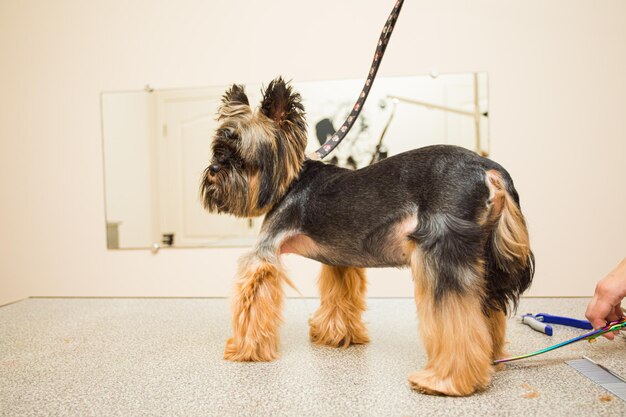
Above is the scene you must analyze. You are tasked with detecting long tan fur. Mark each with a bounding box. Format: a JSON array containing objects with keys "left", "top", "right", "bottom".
[
  {"left": 487, "top": 309, "right": 508, "bottom": 369},
  {"left": 309, "top": 265, "right": 369, "bottom": 348},
  {"left": 409, "top": 251, "right": 493, "bottom": 396},
  {"left": 224, "top": 256, "right": 286, "bottom": 362},
  {"left": 487, "top": 170, "right": 531, "bottom": 269}
]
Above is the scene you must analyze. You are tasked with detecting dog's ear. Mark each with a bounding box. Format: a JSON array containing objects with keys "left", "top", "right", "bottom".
[
  {"left": 260, "top": 77, "right": 305, "bottom": 126},
  {"left": 222, "top": 84, "right": 249, "bottom": 106},
  {"left": 218, "top": 84, "right": 251, "bottom": 120}
]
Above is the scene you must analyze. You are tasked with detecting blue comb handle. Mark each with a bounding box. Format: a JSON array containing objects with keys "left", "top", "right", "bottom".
[{"left": 536, "top": 313, "right": 593, "bottom": 330}]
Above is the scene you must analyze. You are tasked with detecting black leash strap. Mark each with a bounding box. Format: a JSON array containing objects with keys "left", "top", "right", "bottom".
[{"left": 309, "top": 0, "right": 405, "bottom": 160}]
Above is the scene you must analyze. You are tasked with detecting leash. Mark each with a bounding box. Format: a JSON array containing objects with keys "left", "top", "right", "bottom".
[
  {"left": 494, "top": 317, "right": 626, "bottom": 365},
  {"left": 308, "top": 0, "right": 405, "bottom": 160}
]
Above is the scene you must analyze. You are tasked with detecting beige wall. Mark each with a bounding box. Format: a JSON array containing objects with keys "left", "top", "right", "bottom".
[{"left": 1, "top": 0, "right": 625, "bottom": 306}]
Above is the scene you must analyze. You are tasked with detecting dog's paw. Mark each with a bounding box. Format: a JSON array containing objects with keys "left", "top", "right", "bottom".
[
  {"left": 494, "top": 362, "right": 506, "bottom": 372},
  {"left": 309, "top": 317, "right": 370, "bottom": 348},
  {"left": 223, "top": 337, "right": 278, "bottom": 362},
  {"left": 408, "top": 369, "right": 486, "bottom": 397},
  {"left": 493, "top": 351, "right": 508, "bottom": 371}
]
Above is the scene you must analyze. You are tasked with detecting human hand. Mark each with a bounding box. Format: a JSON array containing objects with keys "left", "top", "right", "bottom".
[{"left": 585, "top": 258, "right": 626, "bottom": 340}]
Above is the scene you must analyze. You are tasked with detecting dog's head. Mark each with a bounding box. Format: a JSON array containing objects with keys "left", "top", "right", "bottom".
[{"left": 200, "top": 77, "right": 307, "bottom": 217}]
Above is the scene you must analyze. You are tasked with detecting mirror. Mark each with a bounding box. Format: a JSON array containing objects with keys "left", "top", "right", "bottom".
[{"left": 101, "top": 72, "right": 489, "bottom": 250}]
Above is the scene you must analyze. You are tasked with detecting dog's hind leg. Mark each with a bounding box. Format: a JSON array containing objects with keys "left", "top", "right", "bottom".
[
  {"left": 224, "top": 252, "right": 287, "bottom": 362},
  {"left": 309, "top": 265, "right": 369, "bottom": 348},
  {"left": 408, "top": 215, "right": 493, "bottom": 396},
  {"left": 487, "top": 309, "right": 508, "bottom": 369},
  {"left": 409, "top": 252, "right": 493, "bottom": 396}
]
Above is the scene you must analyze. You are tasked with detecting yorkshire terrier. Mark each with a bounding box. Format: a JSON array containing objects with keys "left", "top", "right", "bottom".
[{"left": 201, "top": 77, "right": 534, "bottom": 396}]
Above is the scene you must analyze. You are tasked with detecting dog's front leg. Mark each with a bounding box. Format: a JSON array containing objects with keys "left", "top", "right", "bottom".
[
  {"left": 309, "top": 264, "right": 369, "bottom": 348},
  {"left": 309, "top": 265, "right": 369, "bottom": 348},
  {"left": 224, "top": 252, "right": 285, "bottom": 362}
]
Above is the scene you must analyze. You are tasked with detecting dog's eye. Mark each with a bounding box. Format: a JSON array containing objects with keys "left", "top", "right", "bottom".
[
  {"left": 221, "top": 129, "right": 237, "bottom": 140},
  {"left": 212, "top": 146, "right": 233, "bottom": 165},
  {"left": 211, "top": 154, "right": 227, "bottom": 165}
]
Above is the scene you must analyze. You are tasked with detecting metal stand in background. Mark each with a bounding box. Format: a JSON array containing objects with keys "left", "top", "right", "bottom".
[{"left": 386, "top": 72, "right": 488, "bottom": 156}]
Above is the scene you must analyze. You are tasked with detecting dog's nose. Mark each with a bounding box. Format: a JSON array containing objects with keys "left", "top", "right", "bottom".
[{"left": 209, "top": 164, "right": 220, "bottom": 176}]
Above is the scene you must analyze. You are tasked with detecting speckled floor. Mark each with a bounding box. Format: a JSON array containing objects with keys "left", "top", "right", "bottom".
[{"left": 0, "top": 297, "right": 624, "bottom": 416}]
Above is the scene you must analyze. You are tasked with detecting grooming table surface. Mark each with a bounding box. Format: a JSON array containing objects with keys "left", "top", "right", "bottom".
[{"left": 1, "top": 298, "right": 624, "bottom": 416}]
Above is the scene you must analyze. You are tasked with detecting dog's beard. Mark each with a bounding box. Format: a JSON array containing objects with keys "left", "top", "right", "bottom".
[{"left": 200, "top": 167, "right": 250, "bottom": 216}]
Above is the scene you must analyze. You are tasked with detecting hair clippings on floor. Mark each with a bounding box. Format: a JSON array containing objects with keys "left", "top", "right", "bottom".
[{"left": 494, "top": 317, "right": 626, "bottom": 365}]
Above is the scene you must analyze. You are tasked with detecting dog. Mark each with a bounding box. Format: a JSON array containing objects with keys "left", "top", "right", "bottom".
[{"left": 200, "top": 77, "right": 534, "bottom": 396}]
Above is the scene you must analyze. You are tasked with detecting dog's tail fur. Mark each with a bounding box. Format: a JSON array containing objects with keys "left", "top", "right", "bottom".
[{"left": 484, "top": 170, "right": 535, "bottom": 315}]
